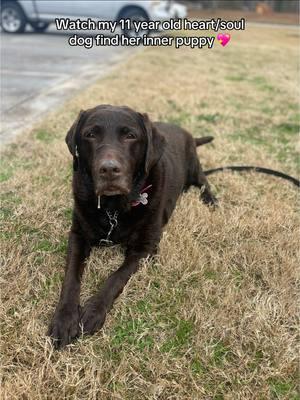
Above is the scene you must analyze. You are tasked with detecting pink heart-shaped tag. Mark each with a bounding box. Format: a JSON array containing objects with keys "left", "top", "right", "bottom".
[{"left": 217, "top": 33, "right": 231, "bottom": 47}]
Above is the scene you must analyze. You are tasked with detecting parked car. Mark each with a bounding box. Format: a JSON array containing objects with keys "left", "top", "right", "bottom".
[{"left": 0, "top": 0, "right": 187, "bottom": 35}]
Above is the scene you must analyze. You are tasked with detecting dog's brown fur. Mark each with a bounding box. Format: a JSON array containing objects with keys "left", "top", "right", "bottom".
[{"left": 48, "top": 105, "right": 216, "bottom": 348}]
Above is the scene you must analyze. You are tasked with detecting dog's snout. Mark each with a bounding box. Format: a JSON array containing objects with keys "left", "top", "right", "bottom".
[{"left": 99, "top": 159, "right": 122, "bottom": 178}]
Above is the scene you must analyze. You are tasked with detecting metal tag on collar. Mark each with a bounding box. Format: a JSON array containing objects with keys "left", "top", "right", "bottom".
[
  {"left": 138, "top": 192, "right": 148, "bottom": 205},
  {"left": 131, "top": 184, "right": 152, "bottom": 207},
  {"left": 75, "top": 145, "right": 79, "bottom": 158}
]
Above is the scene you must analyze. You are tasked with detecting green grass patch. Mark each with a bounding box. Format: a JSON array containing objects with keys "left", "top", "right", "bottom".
[
  {"left": 287, "top": 103, "right": 299, "bottom": 112},
  {"left": 32, "top": 271, "right": 64, "bottom": 304},
  {"left": 268, "top": 377, "right": 299, "bottom": 399},
  {"left": 161, "top": 318, "right": 194, "bottom": 354},
  {"left": 211, "top": 340, "right": 231, "bottom": 367},
  {"left": 229, "top": 121, "right": 299, "bottom": 169},
  {"left": 197, "top": 113, "right": 221, "bottom": 123},
  {"left": 0, "top": 192, "right": 22, "bottom": 220},
  {"left": 248, "top": 349, "right": 264, "bottom": 372},
  {"left": 191, "top": 358, "right": 207, "bottom": 375},
  {"left": 33, "top": 238, "right": 67, "bottom": 254},
  {"left": 0, "top": 166, "right": 14, "bottom": 182},
  {"left": 0, "top": 230, "right": 16, "bottom": 241},
  {"left": 42, "top": 272, "right": 63, "bottom": 292},
  {"left": 111, "top": 317, "right": 155, "bottom": 353},
  {"left": 274, "top": 122, "right": 299, "bottom": 135},
  {"left": 135, "top": 299, "right": 152, "bottom": 314},
  {"left": 35, "top": 130, "right": 55, "bottom": 143},
  {"left": 0, "top": 207, "right": 14, "bottom": 220},
  {"left": 232, "top": 270, "right": 243, "bottom": 288},
  {"left": 203, "top": 268, "right": 218, "bottom": 280},
  {"left": 166, "top": 110, "right": 191, "bottom": 126},
  {"left": 64, "top": 207, "right": 73, "bottom": 222},
  {"left": 251, "top": 76, "right": 276, "bottom": 92},
  {"left": 165, "top": 100, "right": 193, "bottom": 126},
  {"left": 0, "top": 156, "right": 36, "bottom": 183},
  {"left": 225, "top": 75, "right": 246, "bottom": 82},
  {"left": 225, "top": 75, "right": 276, "bottom": 93}
]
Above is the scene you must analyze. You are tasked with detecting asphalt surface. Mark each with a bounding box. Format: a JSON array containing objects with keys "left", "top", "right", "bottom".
[{"left": 0, "top": 26, "right": 133, "bottom": 144}]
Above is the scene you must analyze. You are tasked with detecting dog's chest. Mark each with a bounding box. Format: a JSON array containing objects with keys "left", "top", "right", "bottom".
[{"left": 87, "top": 210, "right": 135, "bottom": 246}]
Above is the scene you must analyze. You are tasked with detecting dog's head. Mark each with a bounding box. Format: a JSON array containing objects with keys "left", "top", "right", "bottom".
[{"left": 65, "top": 105, "right": 165, "bottom": 197}]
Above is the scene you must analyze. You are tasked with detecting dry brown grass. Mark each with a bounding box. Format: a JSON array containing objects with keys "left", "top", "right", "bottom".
[{"left": 1, "top": 25, "right": 299, "bottom": 399}]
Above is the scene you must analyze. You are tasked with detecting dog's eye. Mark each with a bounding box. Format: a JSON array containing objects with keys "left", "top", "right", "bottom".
[
  {"left": 125, "top": 132, "right": 136, "bottom": 140},
  {"left": 121, "top": 127, "right": 136, "bottom": 140},
  {"left": 86, "top": 132, "right": 95, "bottom": 138}
]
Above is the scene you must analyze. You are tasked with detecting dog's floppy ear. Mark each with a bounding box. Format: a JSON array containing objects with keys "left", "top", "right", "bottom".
[
  {"left": 65, "top": 110, "right": 86, "bottom": 155},
  {"left": 139, "top": 113, "right": 165, "bottom": 175}
]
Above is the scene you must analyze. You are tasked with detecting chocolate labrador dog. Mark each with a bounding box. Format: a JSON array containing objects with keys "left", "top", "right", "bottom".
[{"left": 48, "top": 104, "right": 216, "bottom": 348}]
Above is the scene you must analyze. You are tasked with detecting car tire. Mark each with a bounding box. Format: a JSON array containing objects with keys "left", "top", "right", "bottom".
[
  {"left": 119, "top": 7, "right": 149, "bottom": 39},
  {"left": 1, "top": 1, "right": 27, "bottom": 33},
  {"left": 30, "top": 22, "right": 49, "bottom": 33}
]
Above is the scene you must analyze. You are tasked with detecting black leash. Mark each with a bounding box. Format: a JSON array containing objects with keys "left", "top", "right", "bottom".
[{"left": 204, "top": 165, "right": 300, "bottom": 188}]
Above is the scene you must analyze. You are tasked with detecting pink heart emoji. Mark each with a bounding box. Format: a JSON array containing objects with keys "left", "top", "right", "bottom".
[{"left": 217, "top": 33, "right": 231, "bottom": 47}]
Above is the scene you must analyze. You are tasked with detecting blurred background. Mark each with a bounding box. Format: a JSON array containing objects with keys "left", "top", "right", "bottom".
[
  {"left": 185, "top": 0, "right": 299, "bottom": 12},
  {"left": 0, "top": 0, "right": 298, "bottom": 144}
]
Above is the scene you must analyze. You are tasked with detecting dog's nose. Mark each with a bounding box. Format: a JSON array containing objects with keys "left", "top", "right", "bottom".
[{"left": 99, "top": 159, "right": 122, "bottom": 179}]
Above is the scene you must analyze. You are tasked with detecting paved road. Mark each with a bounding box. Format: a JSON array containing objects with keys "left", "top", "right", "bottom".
[{"left": 0, "top": 26, "right": 133, "bottom": 144}]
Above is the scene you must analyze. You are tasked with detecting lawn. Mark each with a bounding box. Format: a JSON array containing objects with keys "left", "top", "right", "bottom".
[{"left": 1, "top": 25, "right": 299, "bottom": 399}]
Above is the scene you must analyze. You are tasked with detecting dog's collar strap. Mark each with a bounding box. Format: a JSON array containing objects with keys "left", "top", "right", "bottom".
[
  {"left": 98, "top": 184, "right": 151, "bottom": 246},
  {"left": 131, "top": 184, "right": 152, "bottom": 207}
]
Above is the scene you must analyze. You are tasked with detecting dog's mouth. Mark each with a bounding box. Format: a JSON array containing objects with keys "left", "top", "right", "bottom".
[
  {"left": 102, "top": 189, "right": 128, "bottom": 196},
  {"left": 95, "top": 183, "right": 130, "bottom": 197}
]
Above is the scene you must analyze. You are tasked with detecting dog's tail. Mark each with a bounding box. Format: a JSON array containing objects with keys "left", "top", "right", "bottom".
[
  {"left": 195, "top": 136, "right": 214, "bottom": 146},
  {"left": 204, "top": 166, "right": 300, "bottom": 188}
]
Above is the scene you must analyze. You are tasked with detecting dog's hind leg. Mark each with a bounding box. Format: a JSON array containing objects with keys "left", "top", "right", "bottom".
[
  {"left": 186, "top": 142, "right": 217, "bottom": 206},
  {"left": 194, "top": 164, "right": 218, "bottom": 206}
]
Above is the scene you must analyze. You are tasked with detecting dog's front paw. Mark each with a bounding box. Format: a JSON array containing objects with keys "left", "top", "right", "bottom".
[
  {"left": 80, "top": 300, "right": 106, "bottom": 335},
  {"left": 47, "top": 304, "right": 81, "bottom": 349}
]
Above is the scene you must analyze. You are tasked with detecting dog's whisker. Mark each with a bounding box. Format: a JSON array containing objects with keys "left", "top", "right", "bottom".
[{"left": 97, "top": 195, "right": 101, "bottom": 209}]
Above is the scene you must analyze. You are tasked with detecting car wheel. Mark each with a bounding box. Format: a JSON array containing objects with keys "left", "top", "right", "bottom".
[
  {"left": 30, "top": 22, "right": 49, "bottom": 33},
  {"left": 119, "top": 7, "right": 149, "bottom": 39},
  {"left": 1, "top": 2, "right": 27, "bottom": 33}
]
